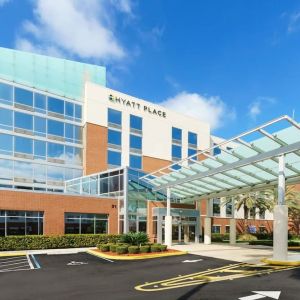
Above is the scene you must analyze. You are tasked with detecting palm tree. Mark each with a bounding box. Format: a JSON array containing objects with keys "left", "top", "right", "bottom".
[{"left": 222, "top": 191, "right": 274, "bottom": 233}]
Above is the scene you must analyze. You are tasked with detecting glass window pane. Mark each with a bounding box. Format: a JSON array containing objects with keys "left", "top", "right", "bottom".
[
  {"left": 129, "top": 155, "right": 142, "bottom": 169},
  {"left": 95, "top": 220, "right": 107, "bottom": 234},
  {"left": 74, "top": 147, "right": 82, "bottom": 165},
  {"left": 34, "top": 140, "right": 46, "bottom": 160},
  {"left": 130, "top": 115, "right": 142, "bottom": 130},
  {"left": 7, "top": 216, "right": 26, "bottom": 235},
  {"left": 130, "top": 135, "right": 142, "bottom": 150},
  {"left": 47, "top": 165, "right": 65, "bottom": 182},
  {"left": 14, "top": 161, "right": 33, "bottom": 179},
  {"left": 108, "top": 108, "right": 121, "bottom": 125},
  {"left": 188, "top": 132, "right": 197, "bottom": 145},
  {"left": 26, "top": 218, "right": 40, "bottom": 235},
  {"left": 65, "top": 102, "right": 74, "bottom": 118},
  {"left": 74, "top": 125, "right": 82, "bottom": 142},
  {"left": 0, "top": 82, "right": 13, "bottom": 105},
  {"left": 188, "top": 148, "right": 197, "bottom": 157},
  {"left": 65, "top": 123, "right": 74, "bottom": 141},
  {"left": 65, "top": 217, "right": 80, "bottom": 234},
  {"left": 172, "top": 145, "right": 182, "bottom": 159},
  {"left": 34, "top": 116, "right": 46, "bottom": 136},
  {"left": 0, "top": 107, "right": 13, "bottom": 130},
  {"left": 0, "top": 216, "right": 5, "bottom": 236},
  {"left": 108, "top": 129, "right": 121, "bottom": 145},
  {"left": 15, "top": 112, "right": 33, "bottom": 131},
  {"left": 47, "top": 142, "right": 64, "bottom": 159},
  {"left": 81, "top": 218, "right": 94, "bottom": 234},
  {"left": 33, "top": 164, "right": 46, "bottom": 184},
  {"left": 34, "top": 93, "right": 46, "bottom": 113},
  {"left": 15, "top": 136, "right": 33, "bottom": 155},
  {"left": 75, "top": 104, "right": 82, "bottom": 120},
  {"left": 107, "top": 150, "right": 121, "bottom": 166},
  {"left": 48, "top": 97, "right": 64, "bottom": 115},
  {"left": 213, "top": 199, "right": 221, "bottom": 216},
  {"left": 172, "top": 127, "right": 182, "bottom": 141},
  {"left": 0, "top": 159, "right": 13, "bottom": 180},
  {"left": 47, "top": 119, "right": 64, "bottom": 137},
  {"left": 15, "top": 87, "right": 33, "bottom": 107},
  {"left": 0, "top": 133, "right": 13, "bottom": 155}
]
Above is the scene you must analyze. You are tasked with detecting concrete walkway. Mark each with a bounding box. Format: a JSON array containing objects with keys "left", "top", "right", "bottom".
[{"left": 170, "top": 243, "right": 299, "bottom": 264}]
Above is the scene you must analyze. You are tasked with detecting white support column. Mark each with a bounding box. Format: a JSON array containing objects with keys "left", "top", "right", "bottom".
[
  {"left": 157, "top": 215, "right": 162, "bottom": 244},
  {"left": 164, "top": 188, "right": 172, "bottom": 247},
  {"left": 123, "top": 167, "right": 129, "bottom": 234},
  {"left": 229, "top": 218, "right": 236, "bottom": 244},
  {"left": 273, "top": 155, "right": 288, "bottom": 261},
  {"left": 204, "top": 199, "right": 212, "bottom": 245},
  {"left": 195, "top": 200, "right": 201, "bottom": 243}
]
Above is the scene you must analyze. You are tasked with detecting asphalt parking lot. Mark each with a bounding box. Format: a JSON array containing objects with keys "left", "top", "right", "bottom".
[{"left": 0, "top": 252, "right": 299, "bottom": 300}]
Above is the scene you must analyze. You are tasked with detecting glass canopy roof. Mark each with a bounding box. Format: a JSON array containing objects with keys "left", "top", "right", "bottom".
[{"left": 141, "top": 115, "right": 300, "bottom": 201}]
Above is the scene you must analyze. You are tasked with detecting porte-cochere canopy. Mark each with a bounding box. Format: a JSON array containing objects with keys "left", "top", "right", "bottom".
[{"left": 140, "top": 115, "right": 300, "bottom": 200}]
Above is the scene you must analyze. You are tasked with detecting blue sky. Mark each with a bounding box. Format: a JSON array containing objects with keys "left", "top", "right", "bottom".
[{"left": 0, "top": 0, "right": 299, "bottom": 138}]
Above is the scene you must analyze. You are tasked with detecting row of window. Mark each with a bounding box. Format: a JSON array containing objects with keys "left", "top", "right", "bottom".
[
  {"left": 0, "top": 82, "right": 82, "bottom": 121},
  {"left": 108, "top": 108, "right": 143, "bottom": 131},
  {"left": 212, "top": 224, "right": 267, "bottom": 234},
  {"left": 0, "top": 133, "right": 82, "bottom": 165},
  {"left": 172, "top": 127, "right": 198, "bottom": 145},
  {"left": 0, "top": 158, "right": 82, "bottom": 184},
  {"left": 107, "top": 150, "right": 142, "bottom": 170},
  {"left": 0, "top": 211, "right": 108, "bottom": 236},
  {"left": 108, "top": 129, "right": 142, "bottom": 150},
  {"left": 0, "top": 107, "right": 82, "bottom": 144}
]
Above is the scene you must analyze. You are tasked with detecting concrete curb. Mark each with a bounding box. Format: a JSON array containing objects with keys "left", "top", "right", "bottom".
[
  {"left": 261, "top": 257, "right": 300, "bottom": 266},
  {"left": 0, "top": 251, "right": 26, "bottom": 257},
  {"left": 87, "top": 249, "right": 187, "bottom": 260}
]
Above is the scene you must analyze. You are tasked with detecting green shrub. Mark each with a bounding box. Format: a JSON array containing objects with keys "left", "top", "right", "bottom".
[
  {"left": 128, "top": 246, "right": 140, "bottom": 254},
  {"left": 212, "top": 234, "right": 229, "bottom": 242},
  {"left": 120, "top": 232, "right": 149, "bottom": 246},
  {"left": 109, "top": 244, "right": 117, "bottom": 252},
  {"left": 116, "top": 245, "right": 128, "bottom": 254},
  {"left": 160, "top": 245, "right": 168, "bottom": 251},
  {"left": 0, "top": 234, "right": 121, "bottom": 251},
  {"left": 150, "top": 244, "right": 161, "bottom": 252},
  {"left": 139, "top": 245, "right": 150, "bottom": 253},
  {"left": 237, "top": 234, "right": 257, "bottom": 242},
  {"left": 100, "top": 244, "right": 110, "bottom": 252}
]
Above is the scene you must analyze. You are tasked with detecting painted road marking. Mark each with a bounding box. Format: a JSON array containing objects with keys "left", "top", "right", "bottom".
[
  {"left": 239, "top": 291, "right": 281, "bottom": 300},
  {"left": 67, "top": 261, "right": 88, "bottom": 266},
  {"left": 0, "top": 255, "right": 40, "bottom": 273},
  {"left": 182, "top": 259, "right": 203, "bottom": 263},
  {"left": 135, "top": 263, "right": 298, "bottom": 292}
]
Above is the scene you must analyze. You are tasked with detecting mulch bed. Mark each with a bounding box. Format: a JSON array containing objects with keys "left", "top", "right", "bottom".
[{"left": 93, "top": 249, "right": 181, "bottom": 257}]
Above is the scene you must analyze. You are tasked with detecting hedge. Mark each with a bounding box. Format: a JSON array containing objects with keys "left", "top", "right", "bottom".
[
  {"left": 116, "top": 245, "right": 128, "bottom": 254},
  {"left": 128, "top": 246, "right": 139, "bottom": 254},
  {"left": 0, "top": 234, "right": 121, "bottom": 251},
  {"left": 140, "top": 245, "right": 150, "bottom": 253},
  {"left": 249, "top": 240, "right": 300, "bottom": 247}
]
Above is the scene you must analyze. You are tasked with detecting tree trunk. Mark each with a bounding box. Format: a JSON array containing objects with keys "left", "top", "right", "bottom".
[{"left": 244, "top": 205, "right": 249, "bottom": 234}]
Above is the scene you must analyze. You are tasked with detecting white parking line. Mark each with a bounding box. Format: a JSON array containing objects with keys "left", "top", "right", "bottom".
[
  {"left": 0, "top": 255, "right": 37, "bottom": 273},
  {"left": 26, "top": 254, "right": 34, "bottom": 270}
]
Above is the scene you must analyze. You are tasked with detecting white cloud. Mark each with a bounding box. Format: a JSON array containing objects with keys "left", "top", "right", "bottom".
[
  {"left": 248, "top": 96, "right": 276, "bottom": 120},
  {"left": 288, "top": 12, "right": 300, "bottom": 33},
  {"left": 16, "top": 0, "right": 132, "bottom": 61},
  {"left": 160, "top": 91, "right": 235, "bottom": 130}
]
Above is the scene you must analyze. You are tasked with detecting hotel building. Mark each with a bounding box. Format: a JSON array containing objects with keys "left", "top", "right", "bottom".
[{"left": 0, "top": 47, "right": 273, "bottom": 242}]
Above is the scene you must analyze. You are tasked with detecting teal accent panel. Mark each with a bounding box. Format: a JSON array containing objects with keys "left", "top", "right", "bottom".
[{"left": 0, "top": 47, "right": 106, "bottom": 101}]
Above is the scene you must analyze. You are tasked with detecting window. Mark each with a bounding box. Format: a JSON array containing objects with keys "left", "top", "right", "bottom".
[
  {"left": 172, "top": 145, "right": 182, "bottom": 159},
  {"left": 130, "top": 134, "right": 142, "bottom": 150},
  {"left": 14, "top": 87, "right": 33, "bottom": 107},
  {"left": 0, "top": 159, "right": 13, "bottom": 180},
  {"left": 47, "top": 119, "right": 64, "bottom": 137},
  {"left": 259, "top": 209, "right": 265, "bottom": 220},
  {"left": 172, "top": 127, "right": 182, "bottom": 141},
  {"left": 188, "top": 132, "right": 197, "bottom": 146},
  {"left": 213, "top": 199, "right": 221, "bottom": 216},
  {"left": 213, "top": 144, "right": 221, "bottom": 155},
  {"left": 65, "top": 123, "right": 74, "bottom": 142},
  {"left": 188, "top": 148, "right": 197, "bottom": 157},
  {"left": 107, "top": 150, "right": 121, "bottom": 166},
  {"left": 48, "top": 97, "right": 64, "bottom": 115},
  {"left": 47, "top": 165, "right": 65, "bottom": 182},
  {"left": 65, "top": 213, "right": 108, "bottom": 234},
  {"left": 15, "top": 136, "right": 33, "bottom": 155},
  {"left": 34, "top": 93, "right": 46, "bottom": 113},
  {"left": 0, "top": 107, "right": 13, "bottom": 130},
  {"left": 0, "top": 82, "right": 13, "bottom": 105},
  {"left": 0, "top": 133, "right": 13, "bottom": 155},
  {"left": 47, "top": 142, "right": 64, "bottom": 160},
  {"left": 34, "top": 116, "right": 46, "bottom": 136},
  {"left": 108, "top": 108, "right": 122, "bottom": 126},
  {"left": 74, "top": 125, "right": 82, "bottom": 143},
  {"left": 250, "top": 207, "right": 256, "bottom": 219},
  {"left": 14, "top": 161, "right": 33, "bottom": 180},
  {"left": 65, "top": 146, "right": 82, "bottom": 165},
  {"left": 108, "top": 129, "right": 122, "bottom": 146},
  {"left": 14, "top": 112, "right": 33, "bottom": 131},
  {"left": 130, "top": 154, "right": 142, "bottom": 169},
  {"left": 130, "top": 115, "right": 142, "bottom": 130},
  {"left": 33, "top": 163, "right": 46, "bottom": 184},
  {"left": 0, "top": 210, "right": 43, "bottom": 236},
  {"left": 75, "top": 104, "right": 82, "bottom": 120},
  {"left": 65, "top": 101, "right": 74, "bottom": 119},
  {"left": 225, "top": 225, "right": 230, "bottom": 234},
  {"left": 226, "top": 201, "right": 233, "bottom": 217},
  {"left": 212, "top": 225, "right": 221, "bottom": 234},
  {"left": 34, "top": 140, "right": 46, "bottom": 160}
]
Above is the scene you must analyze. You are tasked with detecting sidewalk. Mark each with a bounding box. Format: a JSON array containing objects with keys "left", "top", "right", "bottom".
[{"left": 170, "top": 243, "right": 299, "bottom": 264}]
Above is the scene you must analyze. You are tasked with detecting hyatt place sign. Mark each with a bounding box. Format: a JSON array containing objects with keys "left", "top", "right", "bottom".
[{"left": 109, "top": 94, "right": 167, "bottom": 118}]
